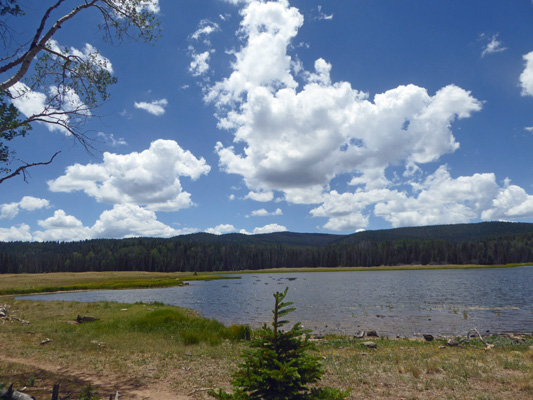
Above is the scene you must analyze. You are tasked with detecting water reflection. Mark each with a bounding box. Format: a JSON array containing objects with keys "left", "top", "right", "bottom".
[{"left": 20, "top": 266, "right": 533, "bottom": 336}]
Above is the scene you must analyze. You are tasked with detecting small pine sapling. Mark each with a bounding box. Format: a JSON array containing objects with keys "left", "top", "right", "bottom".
[{"left": 209, "top": 287, "right": 350, "bottom": 400}]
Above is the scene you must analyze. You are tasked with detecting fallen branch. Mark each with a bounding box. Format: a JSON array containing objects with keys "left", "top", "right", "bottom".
[{"left": 467, "top": 328, "right": 488, "bottom": 346}]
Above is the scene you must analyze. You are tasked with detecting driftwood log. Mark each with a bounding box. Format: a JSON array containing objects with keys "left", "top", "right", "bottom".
[{"left": 0, "top": 384, "right": 35, "bottom": 400}]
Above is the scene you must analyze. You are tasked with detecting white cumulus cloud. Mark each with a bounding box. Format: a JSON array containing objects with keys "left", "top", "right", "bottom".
[
  {"left": 1, "top": 196, "right": 50, "bottom": 219},
  {"left": 205, "top": 0, "right": 303, "bottom": 105},
  {"left": 482, "top": 185, "right": 533, "bottom": 220},
  {"left": 33, "top": 210, "right": 92, "bottom": 242},
  {"left": 48, "top": 139, "right": 210, "bottom": 211},
  {"left": 195, "top": 0, "right": 533, "bottom": 232},
  {"left": 207, "top": 1, "right": 482, "bottom": 209},
  {"left": 245, "top": 190, "right": 274, "bottom": 202},
  {"left": 91, "top": 204, "right": 179, "bottom": 238},
  {"left": 374, "top": 166, "right": 500, "bottom": 228}
]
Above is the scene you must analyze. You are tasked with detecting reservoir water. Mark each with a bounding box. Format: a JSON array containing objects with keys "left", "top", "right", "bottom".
[{"left": 20, "top": 266, "right": 533, "bottom": 337}]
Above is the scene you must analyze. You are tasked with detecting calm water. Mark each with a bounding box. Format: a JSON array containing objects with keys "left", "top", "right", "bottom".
[{"left": 20, "top": 267, "right": 533, "bottom": 336}]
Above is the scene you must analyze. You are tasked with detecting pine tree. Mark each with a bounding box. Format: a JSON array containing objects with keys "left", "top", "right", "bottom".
[{"left": 209, "top": 287, "right": 350, "bottom": 400}]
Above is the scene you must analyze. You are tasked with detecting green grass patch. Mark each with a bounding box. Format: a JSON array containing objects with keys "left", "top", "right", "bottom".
[
  {"left": 0, "top": 271, "right": 235, "bottom": 296},
  {"left": 0, "top": 278, "right": 185, "bottom": 295},
  {"left": 126, "top": 307, "right": 249, "bottom": 345}
]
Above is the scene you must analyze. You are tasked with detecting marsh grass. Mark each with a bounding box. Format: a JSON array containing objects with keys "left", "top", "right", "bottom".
[{"left": 0, "top": 271, "right": 230, "bottom": 295}]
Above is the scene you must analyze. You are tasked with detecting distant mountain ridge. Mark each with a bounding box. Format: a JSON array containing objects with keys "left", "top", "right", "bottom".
[
  {"left": 177, "top": 222, "right": 533, "bottom": 246},
  {"left": 176, "top": 231, "right": 344, "bottom": 246},
  {"left": 2, "top": 221, "right": 533, "bottom": 273},
  {"left": 337, "top": 221, "right": 533, "bottom": 244}
]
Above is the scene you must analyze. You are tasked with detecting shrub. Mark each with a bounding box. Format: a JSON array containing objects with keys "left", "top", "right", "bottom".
[
  {"left": 209, "top": 287, "right": 350, "bottom": 400},
  {"left": 79, "top": 384, "right": 99, "bottom": 400}
]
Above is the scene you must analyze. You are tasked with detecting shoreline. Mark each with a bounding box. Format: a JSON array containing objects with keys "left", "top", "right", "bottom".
[
  {"left": 2, "top": 296, "right": 533, "bottom": 400},
  {"left": 1, "top": 264, "right": 530, "bottom": 297},
  {"left": 216, "top": 263, "right": 531, "bottom": 275}
]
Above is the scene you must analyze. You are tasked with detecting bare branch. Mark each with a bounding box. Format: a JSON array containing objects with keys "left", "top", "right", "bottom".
[
  {"left": 0, "top": 0, "right": 98, "bottom": 91},
  {"left": 0, "top": 151, "right": 61, "bottom": 184}
]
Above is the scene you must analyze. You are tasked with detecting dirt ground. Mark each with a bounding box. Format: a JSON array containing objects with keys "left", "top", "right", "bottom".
[{"left": 1, "top": 354, "right": 191, "bottom": 400}]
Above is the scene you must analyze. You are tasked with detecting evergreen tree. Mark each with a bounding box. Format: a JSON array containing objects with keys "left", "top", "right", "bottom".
[{"left": 209, "top": 287, "right": 350, "bottom": 400}]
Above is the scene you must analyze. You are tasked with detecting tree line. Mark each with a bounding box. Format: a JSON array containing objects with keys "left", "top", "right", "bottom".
[{"left": 2, "top": 223, "right": 533, "bottom": 274}]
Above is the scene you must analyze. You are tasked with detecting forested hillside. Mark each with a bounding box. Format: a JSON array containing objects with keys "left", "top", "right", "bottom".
[{"left": 1, "top": 222, "right": 533, "bottom": 273}]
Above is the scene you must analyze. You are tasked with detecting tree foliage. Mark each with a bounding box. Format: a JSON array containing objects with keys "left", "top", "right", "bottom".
[
  {"left": 0, "top": 0, "right": 160, "bottom": 182},
  {"left": 209, "top": 288, "right": 350, "bottom": 400},
  {"left": 2, "top": 222, "right": 533, "bottom": 274}
]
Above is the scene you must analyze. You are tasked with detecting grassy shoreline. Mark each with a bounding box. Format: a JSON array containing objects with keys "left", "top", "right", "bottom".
[
  {"left": 1, "top": 264, "right": 529, "bottom": 296},
  {"left": 219, "top": 263, "right": 530, "bottom": 275},
  {"left": 2, "top": 266, "right": 532, "bottom": 399},
  {"left": 1, "top": 297, "right": 532, "bottom": 400}
]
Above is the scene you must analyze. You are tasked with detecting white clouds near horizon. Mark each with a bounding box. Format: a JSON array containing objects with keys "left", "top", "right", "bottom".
[
  {"left": 0, "top": 224, "right": 33, "bottom": 242},
  {"left": 250, "top": 208, "right": 282, "bottom": 217},
  {"left": 29, "top": 205, "right": 184, "bottom": 242},
  {"left": 205, "top": 224, "right": 236, "bottom": 235},
  {"left": 253, "top": 223, "right": 287, "bottom": 234},
  {"left": 0, "top": 196, "right": 50, "bottom": 220},
  {"left": 33, "top": 210, "right": 92, "bottom": 242}
]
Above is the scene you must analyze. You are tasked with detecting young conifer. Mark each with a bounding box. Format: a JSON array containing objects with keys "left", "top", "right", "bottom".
[{"left": 209, "top": 287, "right": 350, "bottom": 400}]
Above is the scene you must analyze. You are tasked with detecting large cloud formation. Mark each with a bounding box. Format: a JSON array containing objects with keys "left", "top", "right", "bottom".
[
  {"left": 48, "top": 139, "right": 210, "bottom": 211},
  {"left": 204, "top": 0, "right": 530, "bottom": 231}
]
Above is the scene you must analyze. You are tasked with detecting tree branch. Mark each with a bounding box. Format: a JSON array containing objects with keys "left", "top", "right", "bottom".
[
  {"left": 0, "top": 0, "right": 98, "bottom": 91},
  {"left": 0, "top": 151, "right": 61, "bottom": 184}
]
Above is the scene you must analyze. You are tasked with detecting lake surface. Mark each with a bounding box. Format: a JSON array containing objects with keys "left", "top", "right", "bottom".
[{"left": 20, "top": 267, "right": 533, "bottom": 337}]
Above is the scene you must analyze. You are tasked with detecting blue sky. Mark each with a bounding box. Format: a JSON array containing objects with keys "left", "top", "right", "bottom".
[{"left": 2, "top": 0, "right": 533, "bottom": 241}]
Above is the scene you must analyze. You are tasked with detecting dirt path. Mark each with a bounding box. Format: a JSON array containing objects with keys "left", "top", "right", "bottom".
[{"left": 0, "top": 354, "right": 191, "bottom": 399}]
